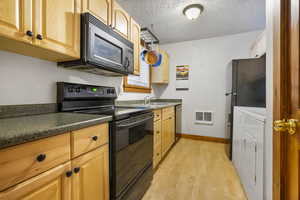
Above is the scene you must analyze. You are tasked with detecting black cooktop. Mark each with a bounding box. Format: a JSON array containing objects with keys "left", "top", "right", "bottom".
[{"left": 57, "top": 82, "right": 151, "bottom": 120}]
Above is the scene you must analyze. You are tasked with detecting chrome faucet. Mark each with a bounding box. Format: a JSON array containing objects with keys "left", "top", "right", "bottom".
[{"left": 144, "top": 96, "right": 151, "bottom": 105}]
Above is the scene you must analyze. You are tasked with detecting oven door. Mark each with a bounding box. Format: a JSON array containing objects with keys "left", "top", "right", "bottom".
[
  {"left": 111, "top": 112, "right": 154, "bottom": 198},
  {"left": 88, "top": 23, "right": 126, "bottom": 72}
]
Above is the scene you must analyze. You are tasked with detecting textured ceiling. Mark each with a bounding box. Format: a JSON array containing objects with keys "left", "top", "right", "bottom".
[{"left": 117, "top": 0, "right": 266, "bottom": 44}]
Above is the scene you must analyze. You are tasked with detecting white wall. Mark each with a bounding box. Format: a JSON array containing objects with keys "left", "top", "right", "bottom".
[
  {"left": 153, "top": 31, "right": 262, "bottom": 139},
  {"left": 264, "top": 0, "right": 273, "bottom": 199},
  {"left": 0, "top": 50, "right": 153, "bottom": 105}
]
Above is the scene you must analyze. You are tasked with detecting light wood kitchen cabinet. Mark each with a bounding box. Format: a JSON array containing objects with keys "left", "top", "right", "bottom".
[
  {"left": 0, "top": 0, "right": 33, "bottom": 44},
  {"left": 169, "top": 116, "right": 176, "bottom": 147},
  {"left": 112, "top": 0, "right": 130, "bottom": 39},
  {"left": 151, "top": 48, "right": 170, "bottom": 84},
  {"left": 112, "top": 1, "right": 142, "bottom": 75},
  {"left": 161, "top": 119, "right": 168, "bottom": 156},
  {"left": 0, "top": 162, "right": 72, "bottom": 200},
  {"left": 153, "top": 143, "right": 162, "bottom": 168},
  {"left": 0, "top": 0, "right": 81, "bottom": 62},
  {"left": 0, "top": 123, "right": 110, "bottom": 200},
  {"left": 153, "top": 107, "right": 175, "bottom": 168},
  {"left": 153, "top": 109, "right": 162, "bottom": 122},
  {"left": 153, "top": 120, "right": 162, "bottom": 168},
  {"left": 162, "top": 116, "right": 175, "bottom": 156},
  {"left": 34, "top": 0, "right": 80, "bottom": 59},
  {"left": 82, "top": 0, "right": 111, "bottom": 25},
  {"left": 131, "top": 17, "right": 141, "bottom": 75},
  {"left": 162, "top": 106, "right": 175, "bottom": 120},
  {"left": 0, "top": 133, "right": 70, "bottom": 191},
  {"left": 154, "top": 120, "right": 162, "bottom": 146},
  {"left": 71, "top": 123, "right": 109, "bottom": 158},
  {"left": 153, "top": 109, "right": 162, "bottom": 168},
  {"left": 72, "top": 145, "right": 109, "bottom": 200}
]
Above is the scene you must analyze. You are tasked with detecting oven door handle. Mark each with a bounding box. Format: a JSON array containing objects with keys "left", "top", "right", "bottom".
[{"left": 117, "top": 116, "right": 153, "bottom": 128}]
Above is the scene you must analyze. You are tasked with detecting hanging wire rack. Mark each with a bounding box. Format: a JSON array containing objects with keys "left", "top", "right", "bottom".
[{"left": 140, "top": 27, "right": 160, "bottom": 45}]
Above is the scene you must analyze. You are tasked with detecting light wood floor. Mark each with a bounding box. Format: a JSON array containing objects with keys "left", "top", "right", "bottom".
[{"left": 142, "top": 138, "right": 247, "bottom": 200}]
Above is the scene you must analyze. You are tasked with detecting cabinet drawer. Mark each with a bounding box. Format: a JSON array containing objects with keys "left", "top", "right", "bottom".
[
  {"left": 0, "top": 133, "right": 70, "bottom": 191},
  {"left": 162, "top": 107, "right": 175, "bottom": 120},
  {"left": 154, "top": 121, "right": 162, "bottom": 146},
  {"left": 153, "top": 109, "right": 162, "bottom": 122},
  {"left": 71, "top": 123, "right": 108, "bottom": 158}
]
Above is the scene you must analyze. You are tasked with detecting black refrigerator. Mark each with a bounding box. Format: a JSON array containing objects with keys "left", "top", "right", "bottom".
[{"left": 226, "top": 54, "right": 266, "bottom": 159}]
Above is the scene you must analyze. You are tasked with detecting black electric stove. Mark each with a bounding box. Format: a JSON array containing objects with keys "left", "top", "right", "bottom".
[{"left": 57, "top": 82, "right": 154, "bottom": 200}]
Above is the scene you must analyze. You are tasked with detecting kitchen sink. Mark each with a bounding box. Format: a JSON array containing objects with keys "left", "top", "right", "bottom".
[
  {"left": 150, "top": 102, "right": 167, "bottom": 105},
  {"left": 117, "top": 102, "right": 168, "bottom": 109},
  {"left": 117, "top": 105, "right": 151, "bottom": 109}
]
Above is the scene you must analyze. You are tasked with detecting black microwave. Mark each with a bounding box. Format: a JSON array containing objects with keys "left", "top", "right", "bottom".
[{"left": 58, "top": 13, "right": 134, "bottom": 76}]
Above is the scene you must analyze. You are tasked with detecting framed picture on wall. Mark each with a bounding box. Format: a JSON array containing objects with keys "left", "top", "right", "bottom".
[{"left": 176, "top": 65, "right": 190, "bottom": 90}]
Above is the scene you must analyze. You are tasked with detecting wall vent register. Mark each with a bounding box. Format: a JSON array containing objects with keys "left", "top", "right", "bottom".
[{"left": 195, "top": 111, "right": 213, "bottom": 124}]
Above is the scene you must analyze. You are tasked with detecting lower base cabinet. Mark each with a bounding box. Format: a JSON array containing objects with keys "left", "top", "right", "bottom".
[
  {"left": 153, "top": 107, "right": 175, "bottom": 168},
  {"left": 162, "top": 116, "right": 175, "bottom": 157},
  {"left": 153, "top": 142, "right": 162, "bottom": 168},
  {"left": 72, "top": 145, "right": 109, "bottom": 200},
  {"left": 0, "top": 162, "right": 72, "bottom": 200},
  {"left": 0, "top": 124, "right": 110, "bottom": 200}
]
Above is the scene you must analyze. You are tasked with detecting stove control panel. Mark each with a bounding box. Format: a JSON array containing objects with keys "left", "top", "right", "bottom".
[{"left": 57, "top": 82, "right": 117, "bottom": 99}]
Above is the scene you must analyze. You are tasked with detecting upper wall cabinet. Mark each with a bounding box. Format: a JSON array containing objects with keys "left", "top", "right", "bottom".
[
  {"left": 0, "top": 0, "right": 33, "bottom": 44},
  {"left": 0, "top": 0, "right": 80, "bottom": 62},
  {"left": 82, "top": 0, "right": 111, "bottom": 25},
  {"left": 130, "top": 17, "right": 141, "bottom": 75},
  {"left": 151, "top": 48, "right": 170, "bottom": 84},
  {"left": 34, "top": 0, "right": 80, "bottom": 59},
  {"left": 112, "top": 0, "right": 130, "bottom": 39}
]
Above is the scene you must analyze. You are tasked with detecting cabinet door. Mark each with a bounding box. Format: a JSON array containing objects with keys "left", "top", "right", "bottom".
[
  {"left": 162, "top": 116, "right": 175, "bottom": 155},
  {"left": 0, "top": 162, "right": 72, "bottom": 200},
  {"left": 151, "top": 48, "right": 170, "bottom": 84},
  {"left": 112, "top": 0, "right": 130, "bottom": 39},
  {"left": 163, "top": 51, "right": 170, "bottom": 83},
  {"left": 166, "top": 118, "right": 172, "bottom": 150},
  {"left": 154, "top": 120, "right": 162, "bottom": 147},
  {"left": 0, "top": 0, "right": 33, "bottom": 43},
  {"left": 82, "top": 0, "right": 111, "bottom": 25},
  {"left": 153, "top": 142, "right": 162, "bottom": 169},
  {"left": 161, "top": 119, "right": 169, "bottom": 156},
  {"left": 72, "top": 145, "right": 109, "bottom": 200},
  {"left": 131, "top": 17, "right": 140, "bottom": 75},
  {"left": 153, "top": 120, "right": 162, "bottom": 168},
  {"left": 169, "top": 116, "right": 175, "bottom": 146},
  {"left": 34, "top": 0, "right": 80, "bottom": 60}
]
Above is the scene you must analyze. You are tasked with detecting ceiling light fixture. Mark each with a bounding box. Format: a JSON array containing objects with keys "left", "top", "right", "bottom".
[{"left": 183, "top": 4, "right": 204, "bottom": 20}]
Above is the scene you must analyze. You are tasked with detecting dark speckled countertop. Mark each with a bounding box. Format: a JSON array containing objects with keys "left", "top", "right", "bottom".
[
  {"left": 0, "top": 99, "right": 182, "bottom": 150},
  {"left": 116, "top": 102, "right": 181, "bottom": 110},
  {"left": 115, "top": 99, "right": 182, "bottom": 110},
  {"left": 0, "top": 113, "right": 112, "bottom": 150}
]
